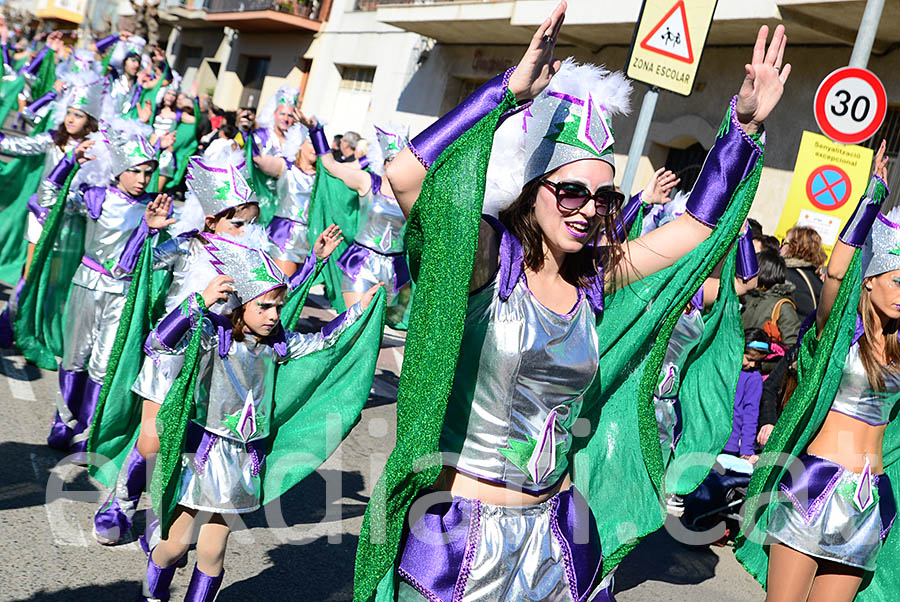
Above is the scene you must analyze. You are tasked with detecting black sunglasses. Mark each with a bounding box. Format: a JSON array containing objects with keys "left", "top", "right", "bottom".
[{"left": 540, "top": 179, "right": 624, "bottom": 217}]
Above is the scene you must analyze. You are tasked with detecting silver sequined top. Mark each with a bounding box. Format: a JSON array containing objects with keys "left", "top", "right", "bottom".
[
  {"left": 354, "top": 175, "right": 406, "bottom": 254},
  {"left": 109, "top": 74, "right": 137, "bottom": 116},
  {"left": 1, "top": 133, "right": 75, "bottom": 185},
  {"left": 150, "top": 299, "right": 363, "bottom": 443},
  {"left": 275, "top": 165, "right": 314, "bottom": 225},
  {"left": 65, "top": 186, "right": 151, "bottom": 293},
  {"left": 152, "top": 112, "right": 178, "bottom": 139},
  {"left": 439, "top": 273, "right": 599, "bottom": 493},
  {"left": 153, "top": 234, "right": 233, "bottom": 314},
  {"left": 830, "top": 342, "right": 900, "bottom": 426},
  {"left": 655, "top": 308, "right": 705, "bottom": 399}
]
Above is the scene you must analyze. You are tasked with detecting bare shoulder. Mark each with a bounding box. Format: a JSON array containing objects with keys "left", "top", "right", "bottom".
[{"left": 470, "top": 219, "right": 500, "bottom": 293}]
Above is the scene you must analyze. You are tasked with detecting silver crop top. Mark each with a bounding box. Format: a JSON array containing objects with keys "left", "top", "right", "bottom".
[
  {"left": 439, "top": 262, "right": 599, "bottom": 494},
  {"left": 655, "top": 308, "right": 705, "bottom": 399},
  {"left": 830, "top": 342, "right": 900, "bottom": 426}
]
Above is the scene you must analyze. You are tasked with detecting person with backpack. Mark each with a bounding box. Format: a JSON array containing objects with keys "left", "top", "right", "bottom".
[
  {"left": 781, "top": 225, "right": 826, "bottom": 321},
  {"left": 741, "top": 248, "right": 801, "bottom": 373}
]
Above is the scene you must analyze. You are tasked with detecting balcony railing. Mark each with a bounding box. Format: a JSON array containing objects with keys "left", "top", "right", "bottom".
[
  {"left": 356, "top": 0, "right": 496, "bottom": 10},
  {"left": 206, "top": 0, "right": 323, "bottom": 20}
]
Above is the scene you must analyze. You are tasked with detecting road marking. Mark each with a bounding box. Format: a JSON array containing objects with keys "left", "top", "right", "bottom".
[
  {"left": 0, "top": 354, "right": 36, "bottom": 401},
  {"left": 392, "top": 347, "right": 403, "bottom": 373},
  {"left": 31, "top": 452, "right": 89, "bottom": 547}
]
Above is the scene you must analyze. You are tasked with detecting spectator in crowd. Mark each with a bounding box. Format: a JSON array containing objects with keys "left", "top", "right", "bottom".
[
  {"left": 758, "top": 234, "right": 781, "bottom": 254},
  {"left": 331, "top": 133, "right": 343, "bottom": 153},
  {"left": 748, "top": 218, "right": 764, "bottom": 252},
  {"left": 723, "top": 328, "right": 769, "bottom": 463},
  {"left": 756, "top": 342, "right": 800, "bottom": 448},
  {"left": 334, "top": 130, "right": 360, "bottom": 162},
  {"left": 780, "top": 225, "right": 826, "bottom": 321},
  {"left": 741, "top": 249, "right": 801, "bottom": 373}
]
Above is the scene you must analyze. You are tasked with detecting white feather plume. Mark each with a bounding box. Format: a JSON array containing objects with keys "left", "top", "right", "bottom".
[
  {"left": 72, "top": 130, "right": 114, "bottom": 188},
  {"left": 219, "top": 223, "right": 270, "bottom": 251},
  {"left": 547, "top": 58, "right": 631, "bottom": 118}
]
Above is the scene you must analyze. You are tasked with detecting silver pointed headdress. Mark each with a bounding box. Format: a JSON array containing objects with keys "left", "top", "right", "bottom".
[
  {"left": 483, "top": 58, "right": 632, "bottom": 216},
  {"left": 186, "top": 157, "right": 257, "bottom": 217},
  {"left": 862, "top": 178, "right": 898, "bottom": 278},
  {"left": 374, "top": 124, "right": 409, "bottom": 162},
  {"left": 64, "top": 74, "right": 106, "bottom": 121},
  {"left": 256, "top": 85, "right": 300, "bottom": 130},
  {"left": 103, "top": 121, "right": 157, "bottom": 176},
  {"left": 204, "top": 237, "right": 287, "bottom": 306}
]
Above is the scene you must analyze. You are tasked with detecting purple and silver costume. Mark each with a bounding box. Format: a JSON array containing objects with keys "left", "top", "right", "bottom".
[
  {"left": 397, "top": 217, "right": 613, "bottom": 602},
  {"left": 145, "top": 293, "right": 363, "bottom": 513},
  {"left": 267, "top": 165, "right": 315, "bottom": 263},
  {"left": 337, "top": 172, "right": 410, "bottom": 305},
  {"left": 767, "top": 335, "right": 899, "bottom": 570}
]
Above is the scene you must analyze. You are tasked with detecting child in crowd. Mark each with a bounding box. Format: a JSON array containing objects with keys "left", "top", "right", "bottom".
[{"left": 724, "top": 328, "right": 770, "bottom": 463}]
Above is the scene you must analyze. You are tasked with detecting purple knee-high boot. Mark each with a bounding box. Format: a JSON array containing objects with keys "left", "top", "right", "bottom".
[
  {"left": 93, "top": 442, "right": 147, "bottom": 545},
  {"left": 0, "top": 277, "right": 24, "bottom": 348},
  {"left": 183, "top": 564, "right": 224, "bottom": 602},
  {"left": 141, "top": 550, "right": 178, "bottom": 602},
  {"left": 69, "top": 377, "right": 103, "bottom": 453},
  {"left": 47, "top": 368, "right": 88, "bottom": 450}
]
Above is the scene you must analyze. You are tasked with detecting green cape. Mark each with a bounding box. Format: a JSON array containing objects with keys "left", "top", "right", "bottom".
[
  {"left": 0, "top": 48, "right": 54, "bottom": 128},
  {"left": 735, "top": 179, "right": 900, "bottom": 600},
  {"left": 150, "top": 282, "right": 386, "bottom": 537},
  {"left": 164, "top": 99, "right": 199, "bottom": 191},
  {"left": 352, "top": 93, "right": 764, "bottom": 601},
  {"left": 307, "top": 158, "right": 362, "bottom": 313},
  {"left": 13, "top": 162, "right": 86, "bottom": 369},
  {"left": 244, "top": 132, "right": 279, "bottom": 226}
]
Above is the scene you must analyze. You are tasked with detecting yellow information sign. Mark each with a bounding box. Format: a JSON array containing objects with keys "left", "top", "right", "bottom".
[
  {"left": 626, "top": 0, "right": 718, "bottom": 96},
  {"left": 774, "top": 131, "right": 874, "bottom": 256}
]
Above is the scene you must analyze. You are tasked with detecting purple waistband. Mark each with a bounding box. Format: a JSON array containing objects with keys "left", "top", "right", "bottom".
[
  {"left": 80, "top": 256, "right": 132, "bottom": 281},
  {"left": 397, "top": 486, "right": 605, "bottom": 602},
  {"left": 779, "top": 453, "right": 895, "bottom": 536},
  {"left": 337, "top": 242, "right": 411, "bottom": 293},
  {"left": 266, "top": 216, "right": 297, "bottom": 252}
]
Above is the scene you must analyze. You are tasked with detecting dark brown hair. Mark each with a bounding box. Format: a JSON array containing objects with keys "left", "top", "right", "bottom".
[
  {"left": 52, "top": 113, "right": 98, "bottom": 150},
  {"left": 229, "top": 286, "right": 287, "bottom": 343},
  {"left": 497, "top": 177, "right": 626, "bottom": 289},
  {"left": 783, "top": 226, "right": 827, "bottom": 268},
  {"left": 857, "top": 283, "right": 900, "bottom": 391}
]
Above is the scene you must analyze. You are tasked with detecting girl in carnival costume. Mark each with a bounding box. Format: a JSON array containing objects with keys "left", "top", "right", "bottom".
[
  {"left": 352, "top": 3, "right": 790, "bottom": 600},
  {"left": 43, "top": 123, "right": 175, "bottom": 453},
  {"left": 303, "top": 119, "right": 412, "bottom": 312},
  {"left": 90, "top": 155, "right": 344, "bottom": 548},
  {"left": 94, "top": 31, "right": 147, "bottom": 117},
  {"left": 0, "top": 68, "right": 104, "bottom": 341},
  {"left": 247, "top": 85, "right": 306, "bottom": 224},
  {"left": 140, "top": 239, "right": 383, "bottom": 601},
  {"left": 735, "top": 144, "right": 900, "bottom": 602}
]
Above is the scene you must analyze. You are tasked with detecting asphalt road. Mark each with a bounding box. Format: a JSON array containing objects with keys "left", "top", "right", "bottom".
[{"left": 0, "top": 281, "right": 764, "bottom": 601}]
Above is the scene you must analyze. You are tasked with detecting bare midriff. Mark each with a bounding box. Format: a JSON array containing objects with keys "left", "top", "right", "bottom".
[
  {"left": 806, "top": 410, "right": 886, "bottom": 474},
  {"left": 434, "top": 466, "right": 570, "bottom": 507}
]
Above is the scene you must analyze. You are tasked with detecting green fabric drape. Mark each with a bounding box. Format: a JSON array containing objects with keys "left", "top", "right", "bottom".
[
  {"left": 306, "top": 159, "right": 361, "bottom": 313},
  {"left": 0, "top": 48, "right": 54, "bottom": 129},
  {"left": 352, "top": 95, "right": 764, "bottom": 601},
  {"left": 151, "top": 279, "right": 385, "bottom": 538},
  {"left": 14, "top": 162, "right": 85, "bottom": 369},
  {"left": 165, "top": 99, "right": 200, "bottom": 191},
  {"left": 734, "top": 179, "right": 900, "bottom": 601},
  {"left": 244, "top": 134, "right": 279, "bottom": 226}
]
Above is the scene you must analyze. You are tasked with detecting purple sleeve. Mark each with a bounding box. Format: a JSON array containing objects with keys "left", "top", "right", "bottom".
[
  {"left": 735, "top": 228, "right": 759, "bottom": 280},
  {"left": 83, "top": 186, "right": 106, "bottom": 220},
  {"left": 408, "top": 67, "right": 515, "bottom": 170},
  {"left": 839, "top": 175, "right": 890, "bottom": 248},
  {"left": 614, "top": 191, "right": 643, "bottom": 242},
  {"left": 46, "top": 152, "right": 77, "bottom": 188},
  {"left": 94, "top": 34, "right": 118, "bottom": 54},
  {"left": 287, "top": 253, "right": 318, "bottom": 289},
  {"left": 23, "top": 90, "right": 57, "bottom": 117},
  {"left": 685, "top": 96, "right": 763, "bottom": 228},
  {"left": 146, "top": 294, "right": 205, "bottom": 355},
  {"left": 113, "top": 218, "right": 151, "bottom": 277},
  {"left": 739, "top": 372, "right": 762, "bottom": 456},
  {"left": 1, "top": 43, "right": 10, "bottom": 67},
  {"left": 309, "top": 125, "right": 329, "bottom": 156},
  {"left": 20, "top": 46, "right": 48, "bottom": 77}
]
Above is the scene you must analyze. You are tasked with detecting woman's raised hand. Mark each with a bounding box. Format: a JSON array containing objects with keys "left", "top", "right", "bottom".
[
  {"left": 506, "top": 1, "right": 566, "bottom": 103},
  {"left": 736, "top": 25, "right": 791, "bottom": 134},
  {"left": 873, "top": 139, "right": 888, "bottom": 181}
]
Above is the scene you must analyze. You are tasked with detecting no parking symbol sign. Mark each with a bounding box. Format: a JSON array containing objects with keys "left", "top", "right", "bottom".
[{"left": 775, "top": 131, "right": 873, "bottom": 256}]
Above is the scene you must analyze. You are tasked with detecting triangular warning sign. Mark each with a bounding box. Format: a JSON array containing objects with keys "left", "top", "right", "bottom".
[{"left": 640, "top": 1, "right": 694, "bottom": 64}]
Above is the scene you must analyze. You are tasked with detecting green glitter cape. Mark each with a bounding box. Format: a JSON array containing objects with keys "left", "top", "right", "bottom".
[
  {"left": 352, "top": 94, "right": 764, "bottom": 601},
  {"left": 165, "top": 99, "right": 200, "bottom": 191},
  {"left": 735, "top": 179, "right": 900, "bottom": 601},
  {"left": 150, "top": 285, "right": 386, "bottom": 537},
  {"left": 13, "top": 160, "right": 86, "bottom": 369},
  {"left": 0, "top": 48, "right": 55, "bottom": 127},
  {"left": 306, "top": 158, "right": 362, "bottom": 313},
  {"left": 243, "top": 132, "right": 279, "bottom": 226},
  {"left": 0, "top": 118, "right": 52, "bottom": 284}
]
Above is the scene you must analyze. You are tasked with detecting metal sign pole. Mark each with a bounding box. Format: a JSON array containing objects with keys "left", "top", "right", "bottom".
[
  {"left": 848, "top": 0, "right": 885, "bottom": 69},
  {"left": 620, "top": 86, "right": 659, "bottom": 197}
]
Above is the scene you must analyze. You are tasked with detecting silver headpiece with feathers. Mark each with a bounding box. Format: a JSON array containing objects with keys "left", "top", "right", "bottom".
[
  {"left": 186, "top": 157, "right": 257, "bottom": 217},
  {"left": 204, "top": 237, "right": 288, "bottom": 306}
]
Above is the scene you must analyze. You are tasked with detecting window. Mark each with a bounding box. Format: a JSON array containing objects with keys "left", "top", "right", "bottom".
[
  {"left": 176, "top": 45, "right": 202, "bottom": 75},
  {"left": 862, "top": 105, "right": 900, "bottom": 197},
  {"left": 665, "top": 142, "right": 708, "bottom": 193},
  {"left": 339, "top": 66, "right": 376, "bottom": 93}
]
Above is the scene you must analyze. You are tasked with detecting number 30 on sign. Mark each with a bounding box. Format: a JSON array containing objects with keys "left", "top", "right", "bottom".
[{"left": 814, "top": 67, "right": 887, "bottom": 145}]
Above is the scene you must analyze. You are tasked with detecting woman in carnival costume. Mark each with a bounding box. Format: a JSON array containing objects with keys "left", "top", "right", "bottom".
[
  {"left": 735, "top": 144, "right": 900, "bottom": 602},
  {"left": 94, "top": 31, "right": 147, "bottom": 117},
  {"left": 90, "top": 154, "right": 345, "bottom": 549},
  {"left": 140, "top": 239, "right": 384, "bottom": 601},
  {"left": 246, "top": 85, "right": 306, "bottom": 224},
  {"left": 0, "top": 68, "right": 104, "bottom": 342},
  {"left": 43, "top": 123, "right": 175, "bottom": 453},
  {"left": 351, "top": 3, "right": 790, "bottom": 600},
  {"left": 302, "top": 119, "right": 412, "bottom": 313}
]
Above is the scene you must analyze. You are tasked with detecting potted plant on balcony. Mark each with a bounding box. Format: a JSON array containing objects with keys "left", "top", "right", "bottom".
[{"left": 297, "top": 0, "right": 313, "bottom": 17}]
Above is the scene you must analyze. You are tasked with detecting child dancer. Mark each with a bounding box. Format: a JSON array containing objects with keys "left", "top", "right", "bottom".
[{"left": 140, "top": 239, "right": 379, "bottom": 602}]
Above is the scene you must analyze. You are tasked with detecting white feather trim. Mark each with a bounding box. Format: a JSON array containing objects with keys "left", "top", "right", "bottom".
[
  {"left": 72, "top": 130, "right": 115, "bottom": 188},
  {"left": 547, "top": 58, "right": 631, "bottom": 118},
  {"left": 219, "top": 223, "right": 270, "bottom": 251},
  {"left": 171, "top": 190, "right": 207, "bottom": 236}
]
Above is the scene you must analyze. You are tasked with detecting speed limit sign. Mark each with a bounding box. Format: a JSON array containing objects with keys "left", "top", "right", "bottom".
[{"left": 814, "top": 67, "right": 887, "bottom": 145}]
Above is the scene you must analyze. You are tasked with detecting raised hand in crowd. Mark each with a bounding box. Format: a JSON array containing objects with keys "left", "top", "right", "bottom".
[{"left": 643, "top": 168, "right": 681, "bottom": 206}]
